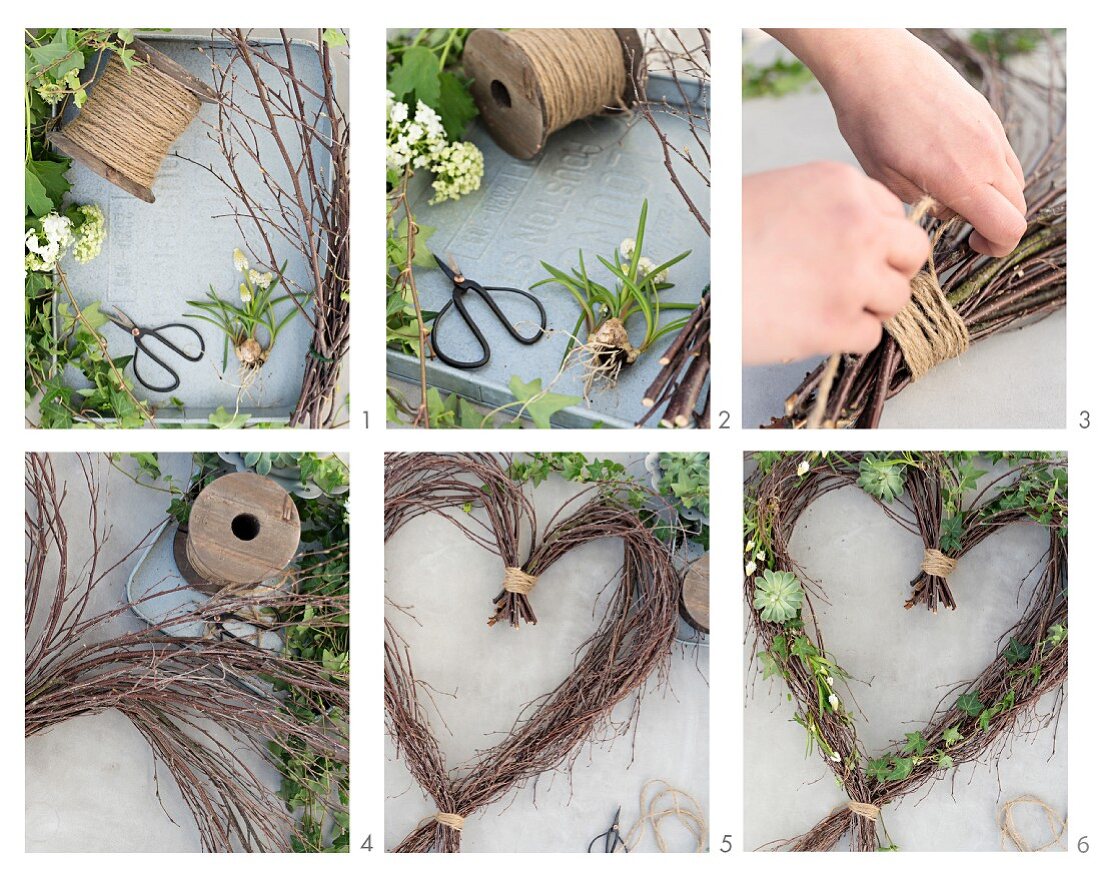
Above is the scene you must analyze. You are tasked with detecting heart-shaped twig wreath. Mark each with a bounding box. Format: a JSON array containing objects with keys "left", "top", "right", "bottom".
[
  {"left": 744, "top": 452, "right": 1068, "bottom": 851},
  {"left": 385, "top": 453, "right": 680, "bottom": 852}
]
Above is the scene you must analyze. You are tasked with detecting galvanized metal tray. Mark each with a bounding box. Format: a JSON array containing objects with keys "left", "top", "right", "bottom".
[
  {"left": 387, "top": 76, "right": 710, "bottom": 428},
  {"left": 55, "top": 34, "right": 332, "bottom": 425}
]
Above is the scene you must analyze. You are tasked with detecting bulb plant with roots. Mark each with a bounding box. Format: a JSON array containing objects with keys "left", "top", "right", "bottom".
[{"left": 535, "top": 199, "right": 693, "bottom": 397}]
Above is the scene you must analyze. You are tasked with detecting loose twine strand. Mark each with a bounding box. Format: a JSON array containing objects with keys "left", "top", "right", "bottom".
[
  {"left": 807, "top": 196, "right": 970, "bottom": 428},
  {"left": 999, "top": 795, "right": 1066, "bottom": 851},
  {"left": 620, "top": 780, "right": 708, "bottom": 853},
  {"left": 64, "top": 54, "right": 201, "bottom": 189},
  {"left": 920, "top": 547, "right": 958, "bottom": 578},
  {"left": 502, "top": 566, "right": 538, "bottom": 595},
  {"left": 509, "top": 29, "right": 627, "bottom": 133}
]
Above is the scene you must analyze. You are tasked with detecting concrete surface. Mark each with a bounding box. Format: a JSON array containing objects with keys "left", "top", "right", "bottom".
[
  {"left": 741, "top": 33, "right": 1065, "bottom": 428},
  {"left": 384, "top": 454, "right": 709, "bottom": 852},
  {"left": 743, "top": 463, "right": 1067, "bottom": 851},
  {"left": 25, "top": 452, "right": 283, "bottom": 852}
]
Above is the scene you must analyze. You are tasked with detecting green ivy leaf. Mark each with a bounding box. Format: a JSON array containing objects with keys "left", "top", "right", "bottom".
[
  {"left": 1003, "top": 637, "right": 1033, "bottom": 666},
  {"left": 942, "top": 725, "right": 963, "bottom": 746},
  {"left": 208, "top": 406, "right": 251, "bottom": 429},
  {"left": 935, "top": 751, "right": 954, "bottom": 770},
  {"left": 25, "top": 166, "right": 53, "bottom": 217},
  {"left": 866, "top": 756, "right": 892, "bottom": 784},
  {"left": 757, "top": 650, "right": 781, "bottom": 680},
  {"left": 956, "top": 692, "right": 984, "bottom": 717},
  {"left": 902, "top": 732, "right": 929, "bottom": 757},
  {"left": 886, "top": 755, "right": 915, "bottom": 781},
  {"left": 322, "top": 29, "right": 347, "bottom": 47},
  {"left": 507, "top": 376, "right": 580, "bottom": 429}
]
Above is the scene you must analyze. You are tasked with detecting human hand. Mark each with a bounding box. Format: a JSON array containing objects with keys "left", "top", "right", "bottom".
[
  {"left": 769, "top": 28, "right": 1027, "bottom": 257},
  {"left": 742, "top": 162, "right": 931, "bottom": 364}
]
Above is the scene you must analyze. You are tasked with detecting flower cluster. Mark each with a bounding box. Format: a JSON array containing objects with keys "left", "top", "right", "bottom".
[
  {"left": 386, "top": 93, "right": 484, "bottom": 204},
  {"left": 619, "top": 238, "right": 670, "bottom": 284},
  {"left": 25, "top": 205, "right": 107, "bottom": 274},
  {"left": 233, "top": 248, "right": 274, "bottom": 304},
  {"left": 71, "top": 204, "right": 105, "bottom": 263}
]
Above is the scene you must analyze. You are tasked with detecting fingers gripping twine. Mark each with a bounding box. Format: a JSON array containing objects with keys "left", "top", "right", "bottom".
[
  {"left": 503, "top": 566, "right": 538, "bottom": 595},
  {"left": 920, "top": 547, "right": 958, "bottom": 578}
]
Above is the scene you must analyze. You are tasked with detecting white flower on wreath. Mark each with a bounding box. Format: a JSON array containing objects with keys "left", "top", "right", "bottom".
[
  {"left": 828, "top": 693, "right": 840, "bottom": 711},
  {"left": 745, "top": 560, "right": 757, "bottom": 577},
  {"left": 797, "top": 460, "right": 810, "bottom": 476}
]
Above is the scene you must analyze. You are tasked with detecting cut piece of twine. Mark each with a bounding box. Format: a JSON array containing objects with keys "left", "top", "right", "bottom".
[
  {"left": 502, "top": 566, "right": 538, "bottom": 595},
  {"left": 64, "top": 53, "right": 201, "bottom": 189},
  {"left": 920, "top": 547, "right": 958, "bottom": 578},
  {"left": 847, "top": 800, "right": 881, "bottom": 821},
  {"left": 620, "top": 780, "right": 708, "bottom": 853},
  {"left": 999, "top": 795, "right": 1066, "bottom": 851},
  {"left": 434, "top": 812, "right": 465, "bottom": 831},
  {"left": 808, "top": 195, "right": 970, "bottom": 428},
  {"left": 509, "top": 29, "right": 628, "bottom": 133}
]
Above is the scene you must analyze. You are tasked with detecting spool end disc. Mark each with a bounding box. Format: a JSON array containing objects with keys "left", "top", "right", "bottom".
[
  {"left": 187, "top": 472, "right": 301, "bottom": 586},
  {"left": 46, "top": 131, "right": 156, "bottom": 203},
  {"left": 464, "top": 28, "right": 548, "bottom": 160},
  {"left": 680, "top": 553, "right": 709, "bottom": 634}
]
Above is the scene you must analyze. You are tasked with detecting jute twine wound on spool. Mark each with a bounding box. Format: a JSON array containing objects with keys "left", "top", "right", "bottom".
[
  {"left": 921, "top": 547, "right": 958, "bottom": 578},
  {"left": 49, "top": 39, "right": 216, "bottom": 203},
  {"left": 463, "top": 28, "right": 645, "bottom": 159},
  {"left": 184, "top": 472, "right": 301, "bottom": 592},
  {"left": 502, "top": 566, "right": 538, "bottom": 595}
]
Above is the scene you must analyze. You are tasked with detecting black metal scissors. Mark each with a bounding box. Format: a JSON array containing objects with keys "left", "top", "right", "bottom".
[
  {"left": 430, "top": 255, "right": 547, "bottom": 369},
  {"left": 104, "top": 307, "right": 205, "bottom": 393},
  {"left": 587, "top": 805, "right": 628, "bottom": 853}
]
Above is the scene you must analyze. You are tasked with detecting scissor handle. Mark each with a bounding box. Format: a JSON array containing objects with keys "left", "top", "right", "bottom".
[
  {"left": 147, "top": 322, "right": 206, "bottom": 362},
  {"left": 479, "top": 285, "right": 548, "bottom": 344},
  {"left": 131, "top": 344, "right": 182, "bottom": 394},
  {"left": 431, "top": 293, "right": 491, "bottom": 369}
]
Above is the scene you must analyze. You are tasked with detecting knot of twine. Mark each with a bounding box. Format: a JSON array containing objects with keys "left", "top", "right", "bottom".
[
  {"left": 434, "top": 812, "right": 465, "bottom": 831},
  {"left": 503, "top": 566, "right": 538, "bottom": 595},
  {"left": 64, "top": 54, "right": 201, "bottom": 189},
  {"left": 999, "top": 795, "right": 1066, "bottom": 851},
  {"left": 884, "top": 196, "right": 970, "bottom": 379},
  {"left": 847, "top": 800, "right": 881, "bottom": 821},
  {"left": 921, "top": 547, "right": 958, "bottom": 578},
  {"left": 509, "top": 29, "right": 628, "bottom": 132}
]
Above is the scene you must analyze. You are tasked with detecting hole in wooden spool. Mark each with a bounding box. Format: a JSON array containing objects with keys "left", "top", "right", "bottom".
[
  {"left": 490, "top": 79, "right": 512, "bottom": 108},
  {"left": 231, "top": 513, "right": 261, "bottom": 542}
]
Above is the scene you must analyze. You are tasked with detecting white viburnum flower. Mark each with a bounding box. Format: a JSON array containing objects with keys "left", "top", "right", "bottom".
[
  {"left": 42, "top": 212, "right": 73, "bottom": 248},
  {"left": 72, "top": 204, "right": 106, "bottom": 263},
  {"left": 233, "top": 248, "right": 249, "bottom": 273}
]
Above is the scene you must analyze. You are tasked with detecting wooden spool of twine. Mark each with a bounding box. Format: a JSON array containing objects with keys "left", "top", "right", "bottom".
[
  {"left": 176, "top": 472, "right": 301, "bottom": 595},
  {"left": 462, "top": 28, "right": 646, "bottom": 159},
  {"left": 48, "top": 39, "right": 217, "bottom": 203}
]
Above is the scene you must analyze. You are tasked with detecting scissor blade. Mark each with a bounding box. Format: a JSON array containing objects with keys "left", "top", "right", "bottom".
[
  {"left": 433, "top": 253, "right": 457, "bottom": 280},
  {"left": 103, "top": 306, "right": 134, "bottom": 330}
]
